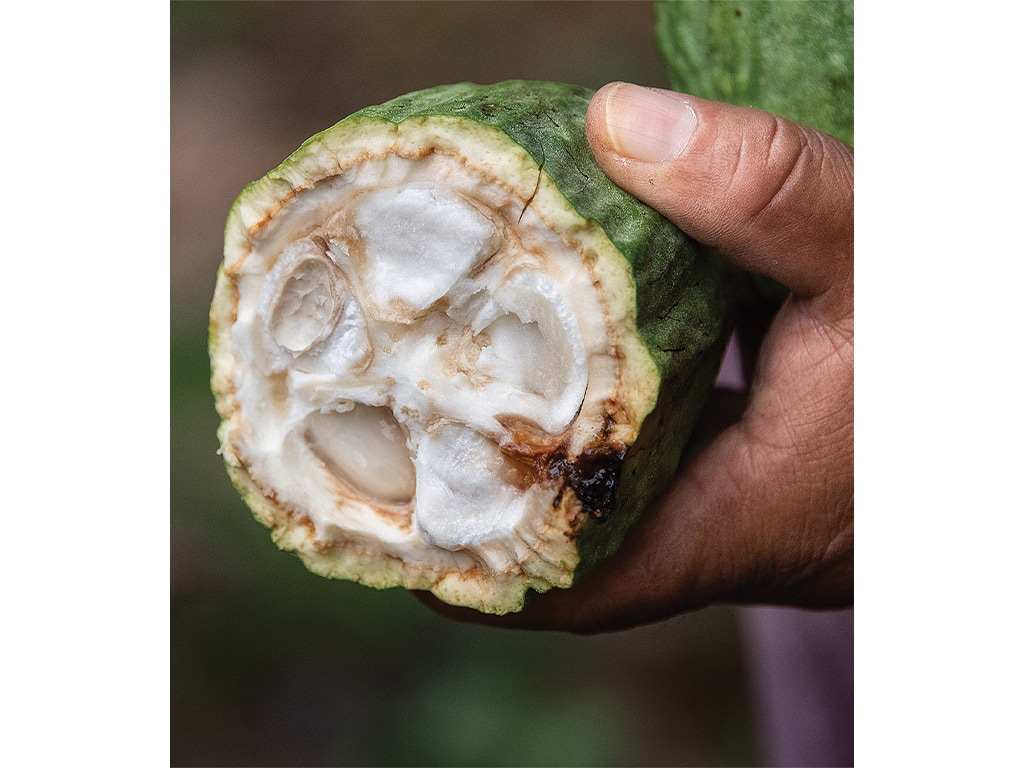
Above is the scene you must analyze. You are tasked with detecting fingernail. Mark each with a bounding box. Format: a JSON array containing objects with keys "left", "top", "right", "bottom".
[{"left": 604, "top": 83, "right": 696, "bottom": 162}]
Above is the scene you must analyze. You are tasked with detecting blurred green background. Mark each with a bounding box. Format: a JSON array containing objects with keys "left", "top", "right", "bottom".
[{"left": 170, "top": 2, "right": 759, "bottom": 765}]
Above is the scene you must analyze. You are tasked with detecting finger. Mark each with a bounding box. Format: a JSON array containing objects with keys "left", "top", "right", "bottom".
[
  {"left": 586, "top": 83, "right": 853, "bottom": 305},
  {"left": 418, "top": 373, "right": 852, "bottom": 635},
  {"left": 452, "top": 300, "right": 853, "bottom": 633},
  {"left": 487, "top": 392, "right": 852, "bottom": 634}
]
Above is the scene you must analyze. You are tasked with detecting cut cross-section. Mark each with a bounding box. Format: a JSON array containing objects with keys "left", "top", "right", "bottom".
[{"left": 210, "top": 81, "right": 736, "bottom": 614}]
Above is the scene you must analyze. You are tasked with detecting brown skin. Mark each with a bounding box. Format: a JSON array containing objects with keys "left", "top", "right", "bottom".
[{"left": 422, "top": 84, "right": 853, "bottom": 633}]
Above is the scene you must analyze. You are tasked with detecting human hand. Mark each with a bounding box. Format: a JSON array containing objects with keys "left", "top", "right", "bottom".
[{"left": 424, "top": 82, "right": 853, "bottom": 632}]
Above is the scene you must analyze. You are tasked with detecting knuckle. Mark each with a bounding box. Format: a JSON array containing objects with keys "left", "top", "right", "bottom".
[{"left": 732, "top": 116, "right": 826, "bottom": 225}]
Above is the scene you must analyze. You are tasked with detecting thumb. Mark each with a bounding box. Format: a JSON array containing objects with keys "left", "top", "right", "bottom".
[{"left": 586, "top": 83, "right": 853, "bottom": 310}]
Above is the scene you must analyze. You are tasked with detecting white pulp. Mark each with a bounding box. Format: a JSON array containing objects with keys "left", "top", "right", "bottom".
[{"left": 231, "top": 153, "right": 611, "bottom": 572}]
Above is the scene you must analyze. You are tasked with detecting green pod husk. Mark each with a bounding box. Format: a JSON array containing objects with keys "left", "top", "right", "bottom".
[{"left": 210, "top": 81, "right": 736, "bottom": 613}]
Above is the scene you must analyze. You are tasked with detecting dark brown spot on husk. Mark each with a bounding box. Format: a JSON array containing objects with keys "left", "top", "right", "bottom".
[
  {"left": 549, "top": 445, "right": 626, "bottom": 523},
  {"left": 495, "top": 413, "right": 628, "bottom": 523}
]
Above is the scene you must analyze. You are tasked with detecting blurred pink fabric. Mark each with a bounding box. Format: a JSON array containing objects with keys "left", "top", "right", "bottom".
[
  {"left": 716, "top": 332, "right": 854, "bottom": 767},
  {"left": 715, "top": 329, "right": 747, "bottom": 392},
  {"left": 741, "top": 607, "right": 854, "bottom": 767}
]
